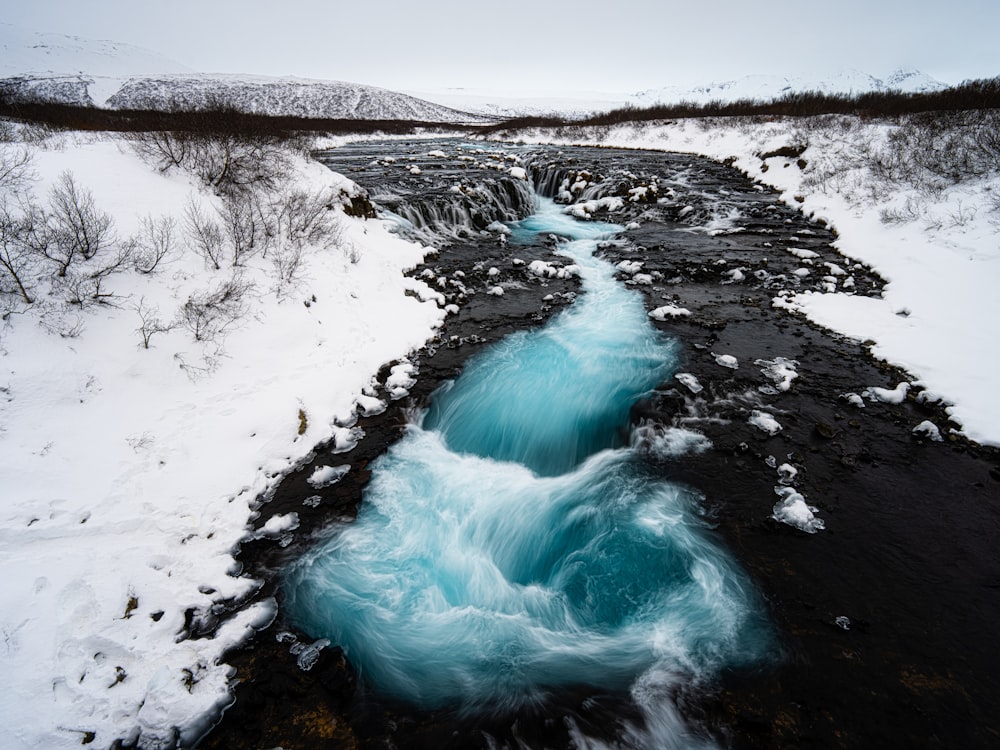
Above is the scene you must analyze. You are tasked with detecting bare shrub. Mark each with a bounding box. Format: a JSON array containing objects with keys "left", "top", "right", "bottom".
[
  {"left": 0, "top": 199, "right": 41, "bottom": 308},
  {"left": 265, "top": 188, "right": 346, "bottom": 289},
  {"left": 55, "top": 241, "right": 134, "bottom": 307},
  {"left": 0, "top": 146, "right": 34, "bottom": 194},
  {"left": 124, "top": 131, "right": 191, "bottom": 173},
  {"left": 43, "top": 171, "right": 116, "bottom": 276},
  {"left": 132, "top": 297, "right": 176, "bottom": 349},
  {"left": 177, "top": 275, "right": 253, "bottom": 342},
  {"left": 131, "top": 215, "right": 177, "bottom": 274},
  {"left": 218, "top": 193, "right": 268, "bottom": 267},
  {"left": 184, "top": 198, "right": 224, "bottom": 270},
  {"left": 187, "top": 135, "right": 292, "bottom": 197},
  {"left": 879, "top": 196, "right": 927, "bottom": 225},
  {"left": 273, "top": 188, "right": 342, "bottom": 249}
]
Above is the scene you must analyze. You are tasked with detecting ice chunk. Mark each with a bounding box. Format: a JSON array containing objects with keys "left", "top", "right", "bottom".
[
  {"left": 712, "top": 353, "right": 739, "bottom": 369},
  {"left": 749, "top": 410, "right": 782, "bottom": 435},
  {"left": 771, "top": 487, "right": 824, "bottom": 533},
  {"left": 756, "top": 357, "right": 799, "bottom": 392},
  {"left": 632, "top": 424, "right": 712, "bottom": 459},
  {"left": 649, "top": 305, "right": 691, "bottom": 320},
  {"left": 674, "top": 372, "right": 703, "bottom": 394}
]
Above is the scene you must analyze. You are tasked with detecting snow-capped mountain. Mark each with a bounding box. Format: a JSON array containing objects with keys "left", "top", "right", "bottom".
[
  {"left": 0, "top": 24, "right": 487, "bottom": 123},
  {"left": 105, "top": 75, "right": 490, "bottom": 123},
  {"left": 631, "top": 69, "right": 947, "bottom": 107}
]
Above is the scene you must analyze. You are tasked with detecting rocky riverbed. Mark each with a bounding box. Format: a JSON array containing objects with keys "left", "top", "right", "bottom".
[{"left": 198, "top": 141, "right": 1000, "bottom": 749}]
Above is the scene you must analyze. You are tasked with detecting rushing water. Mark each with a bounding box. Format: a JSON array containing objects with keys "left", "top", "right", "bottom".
[{"left": 283, "top": 196, "right": 772, "bottom": 740}]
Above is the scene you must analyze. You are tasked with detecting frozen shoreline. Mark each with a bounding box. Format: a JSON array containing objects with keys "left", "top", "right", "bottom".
[{"left": 496, "top": 116, "right": 1000, "bottom": 447}]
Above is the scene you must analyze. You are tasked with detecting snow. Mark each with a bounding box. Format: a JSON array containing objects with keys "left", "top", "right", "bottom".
[
  {"left": 756, "top": 357, "right": 799, "bottom": 393},
  {"left": 502, "top": 113, "right": 1000, "bottom": 447},
  {"left": 749, "top": 410, "right": 783, "bottom": 435},
  {"left": 863, "top": 382, "right": 911, "bottom": 404},
  {"left": 0, "top": 25, "right": 484, "bottom": 122},
  {"left": 712, "top": 352, "right": 739, "bottom": 369},
  {"left": 771, "top": 487, "right": 825, "bottom": 533},
  {"left": 632, "top": 424, "right": 712, "bottom": 459},
  {"left": 648, "top": 304, "right": 691, "bottom": 320},
  {"left": 0, "top": 133, "right": 444, "bottom": 748},
  {"left": 632, "top": 68, "right": 946, "bottom": 108},
  {"left": 674, "top": 372, "right": 704, "bottom": 394},
  {"left": 307, "top": 465, "right": 351, "bottom": 489}
]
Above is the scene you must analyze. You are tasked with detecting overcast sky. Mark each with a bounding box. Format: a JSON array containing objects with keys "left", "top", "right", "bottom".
[{"left": 6, "top": 0, "right": 999, "bottom": 94}]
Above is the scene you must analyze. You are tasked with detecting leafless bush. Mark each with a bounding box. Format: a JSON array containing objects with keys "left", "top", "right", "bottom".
[
  {"left": 0, "top": 146, "right": 34, "bottom": 193},
  {"left": 177, "top": 275, "right": 253, "bottom": 342},
  {"left": 132, "top": 297, "right": 176, "bottom": 348},
  {"left": 272, "top": 188, "right": 342, "bottom": 249},
  {"left": 184, "top": 197, "right": 224, "bottom": 270},
  {"left": 43, "top": 171, "right": 116, "bottom": 276},
  {"left": 0, "top": 199, "right": 41, "bottom": 309},
  {"left": 55, "top": 241, "right": 134, "bottom": 307},
  {"left": 265, "top": 187, "right": 346, "bottom": 289},
  {"left": 218, "top": 193, "right": 268, "bottom": 267},
  {"left": 131, "top": 214, "right": 177, "bottom": 274},
  {"left": 879, "top": 196, "right": 928, "bottom": 224},
  {"left": 124, "top": 130, "right": 190, "bottom": 173},
  {"left": 127, "top": 129, "right": 293, "bottom": 197}
]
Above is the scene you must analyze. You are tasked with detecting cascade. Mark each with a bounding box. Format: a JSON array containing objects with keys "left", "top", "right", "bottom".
[{"left": 283, "top": 193, "right": 772, "bottom": 738}]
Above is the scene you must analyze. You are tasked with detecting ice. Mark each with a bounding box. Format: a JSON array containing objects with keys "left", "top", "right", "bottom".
[
  {"left": 712, "top": 352, "right": 739, "bottom": 369},
  {"left": 756, "top": 357, "right": 799, "bottom": 392},
  {"left": 771, "top": 487, "right": 825, "bottom": 533},
  {"left": 674, "top": 372, "right": 704, "bottom": 394},
  {"left": 776, "top": 463, "right": 798, "bottom": 484},
  {"left": 632, "top": 424, "right": 713, "bottom": 459},
  {"left": 749, "top": 410, "right": 782, "bottom": 435},
  {"left": 648, "top": 304, "right": 691, "bottom": 320}
]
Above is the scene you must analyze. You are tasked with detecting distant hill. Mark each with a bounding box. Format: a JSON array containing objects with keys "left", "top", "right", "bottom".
[
  {"left": 0, "top": 24, "right": 488, "bottom": 124},
  {"left": 630, "top": 69, "right": 947, "bottom": 107}
]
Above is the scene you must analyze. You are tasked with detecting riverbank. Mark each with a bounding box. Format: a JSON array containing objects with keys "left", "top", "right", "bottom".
[{"left": 202, "top": 143, "right": 1000, "bottom": 748}]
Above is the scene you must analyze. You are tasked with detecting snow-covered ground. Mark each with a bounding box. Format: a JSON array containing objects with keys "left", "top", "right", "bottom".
[
  {"left": 3, "top": 74, "right": 998, "bottom": 750},
  {"left": 500, "top": 115, "right": 1000, "bottom": 447},
  {"left": 0, "top": 132, "right": 445, "bottom": 748}
]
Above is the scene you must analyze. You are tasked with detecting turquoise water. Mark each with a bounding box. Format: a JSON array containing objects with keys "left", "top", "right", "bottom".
[{"left": 283, "top": 198, "right": 771, "bottom": 720}]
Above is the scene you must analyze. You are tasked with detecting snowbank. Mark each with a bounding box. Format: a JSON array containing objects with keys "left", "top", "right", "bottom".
[
  {"left": 501, "top": 116, "right": 1000, "bottom": 446},
  {"left": 0, "top": 133, "right": 444, "bottom": 748}
]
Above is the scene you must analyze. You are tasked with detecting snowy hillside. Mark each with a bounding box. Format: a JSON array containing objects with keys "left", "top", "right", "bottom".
[
  {"left": 0, "top": 23, "right": 192, "bottom": 107},
  {"left": 631, "top": 69, "right": 947, "bottom": 107},
  {"left": 106, "top": 75, "right": 489, "bottom": 123},
  {"left": 0, "top": 24, "right": 487, "bottom": 123}
]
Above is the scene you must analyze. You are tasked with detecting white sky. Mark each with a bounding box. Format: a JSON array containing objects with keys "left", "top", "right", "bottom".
[{"left": 5, "top": 0, "right": 999, "bottom": 94}]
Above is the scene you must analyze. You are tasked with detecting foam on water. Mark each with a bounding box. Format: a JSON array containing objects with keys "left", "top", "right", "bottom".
[{"left": 283, "top": 197, "right": 771, "bottom": 730}]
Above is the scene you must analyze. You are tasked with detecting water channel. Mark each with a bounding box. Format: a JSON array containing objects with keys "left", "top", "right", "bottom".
[{"left": 202, "top": 139, "right": 1000, "bottom": 750}]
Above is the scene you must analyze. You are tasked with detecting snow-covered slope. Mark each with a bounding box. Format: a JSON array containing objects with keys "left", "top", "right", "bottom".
[
  {"left": 0, "top": 24, "right": 487, "bottom": 123},
  {"left": 106, "top": 74, "right": 489, "bottom": 123},
  {"left": 632, "top": 69, "right": 947, "bottom": 107},
  {"left": 0, "top": 23, "right": 192, "bottom": 107}
]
